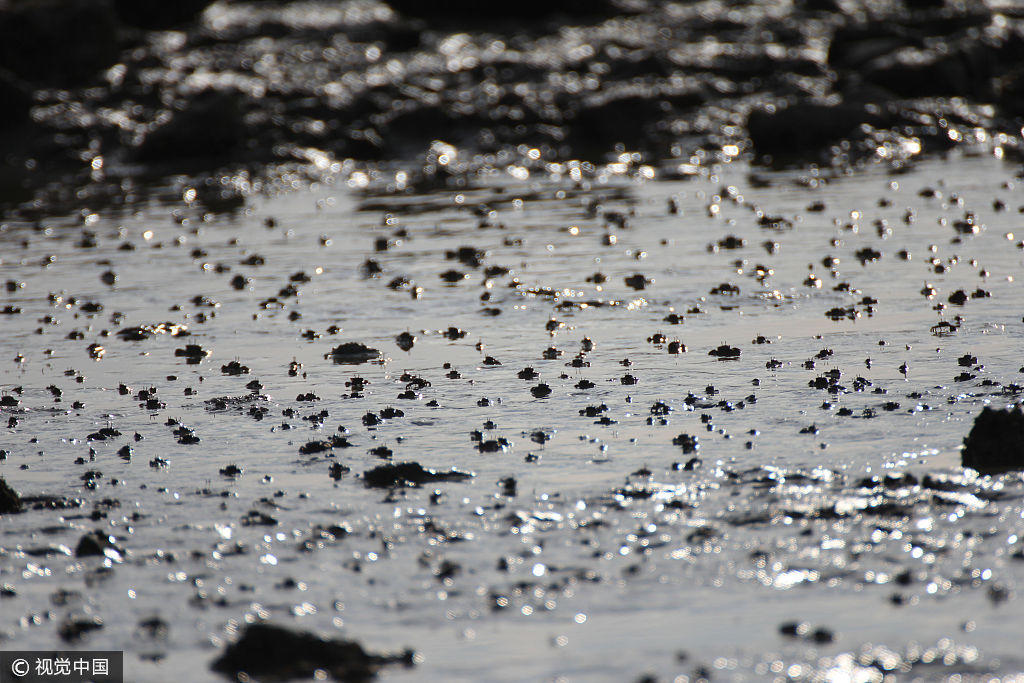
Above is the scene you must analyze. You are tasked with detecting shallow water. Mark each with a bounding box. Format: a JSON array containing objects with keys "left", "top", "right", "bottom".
[{"left": 2, "top": 152, "right": 1024, "bottom": 680}]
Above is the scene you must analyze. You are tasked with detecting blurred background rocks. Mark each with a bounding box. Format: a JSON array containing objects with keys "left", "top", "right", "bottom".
[{"left": 0, "top": 0, "right": 1021, "bottom": 214}]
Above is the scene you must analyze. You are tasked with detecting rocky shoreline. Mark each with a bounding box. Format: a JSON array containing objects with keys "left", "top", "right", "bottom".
[{"left": 1, "top": 0, "right": 1022, "bottom": 216}]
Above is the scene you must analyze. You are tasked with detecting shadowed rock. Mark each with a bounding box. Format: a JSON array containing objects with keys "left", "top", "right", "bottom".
[
  {"left": 135, "top": 89, "right": 248, "bottom": 164},
  {"left": 211, "top": 623, "right": 413, "bottom": 681},
  {"left": 0, "top": 477, "right": 23, "bottom": 514},
  {"left": 747, "top": 102, "right": 887, "bottom": 161},
  {"left": 962, "top": 406, "right": 1024, "bottom": 474},
  {"left": 860, "top": 43, "right": 1000, "bottom": 100}
]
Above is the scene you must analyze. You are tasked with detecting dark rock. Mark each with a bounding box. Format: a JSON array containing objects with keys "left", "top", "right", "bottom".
[
  {"left": 299, "top": 440, "right": 331, "bottom": 456},
  {"left": 825, "top": 306, "right": 857, "bottom": 321},
  {"left": 20, "top": 494, "right": 82, "bottom": 511},
  {"left": 747, "top": 102, "right": 886, "bottom": 160},
  {"left": 531, "top": 383, "right": 552, "bottom": 398},
  {"left": 87, "top": 427, "right": 122, "bottom": 441},
  {"left": 363, "top": 462, "right": 473, "bottom": 488},
  {"left": 779, "top": 621, "right": 808, "bottom": 638},
  {"left": 708, "top": 345, "right": 741, "bottom": 359},
  {"left": 326, "top": 342, "right": 382, "bottom": 364},
  {"left": 175, "top": 344, "right": 209, "bottom": 357},
  {"left": 709, "top": 282, "right": 740, "bottom": 295},
  {"left": 565, "top": 93, "right": 673, "bottom": 158},
  {"left": 241, "top": 510, "right": 278, "bottom": 526},
  {"left": 446, "top": 246, "right": 487, "bottom": 267},
  {"left": 395, "top": 331, "right": 416, "bottom": 351},
  {"left": 116, "top": 322, "right": 188, "bottom": 340},
  {"left": 861, "top": 42, "right": 1000, "bottom": 100},
  {"left": 221, "top": 361, "right": 250, "bottom": 376},
  {"left": 962, "top": 406, "right": 1024, "bottom": 474},
  {"left": 996, "top": 68, "right": 1024, "bottom": 115},
  {"left": 211, "top": 623, "right": 413, "bottom": 681},
  {"left": 0, "top": 477, "right": 23, "bottom": 514},
  {"left": 135, "top": 89, "right": 248, "bottom": 164},
  {"left": 948, "top": 289, "right": 968, "bottom": 305},
  {"left": 478, "top": 437, "right": 510, "bottom": 452},
  {"left": 810, "top": 627, "right": 835, "bottom": 643},
  {"left": 624, "top": 274, "right": 652, "bottom": 290},
  {"left": 439, "top": 269, "right": 467, "bottom": 283},
  {"left": 672, "top": 434, "right": 699, "bottom": 454},
  {"left": 827, "top": 22, "right": 917, "bottom": 71}
]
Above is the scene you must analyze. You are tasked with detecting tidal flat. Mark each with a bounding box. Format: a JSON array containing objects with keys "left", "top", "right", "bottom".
[
  {"left": 2, "top": 0, "right": 1024, "bottom": 680},
  {"left": 2, "top": 152, "right": 1024, "bottom": 681}
]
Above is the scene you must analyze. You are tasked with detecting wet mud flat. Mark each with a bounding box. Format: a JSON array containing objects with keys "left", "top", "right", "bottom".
[
  {"left": 3, "top": 0, "right": 1024, "bottom": 680},
  {"left": 2, "top": 149, "right": 1024, "bottom": 680}
]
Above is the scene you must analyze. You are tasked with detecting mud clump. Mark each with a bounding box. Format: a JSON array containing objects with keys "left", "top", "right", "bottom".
[
  {"left": 708, "top": 345, "right": 741, "bottom": 359},
  {"left": 211, "top": 623, "right": 414, "bottom": 681},
  {"left": 962, "top": 406, "right": 1024, "bottom": 474},
  {"left": 0, "top": 477, "right": 23, "bottom": 514},
  {"left": 175, "top": 344, "right": 210, "bottom": 361},
  {"left": 326, "top": 342, "right": 382, "bottom": 364},
  {"left": 58, "top": 615, "right": 104, "bottom": 642},
  {"left": 363, "top": 462, "right": 473, "bottom": 488},
  {"left": 74, "top": 530, "right": 124, "bottom": 560},
  {"left": 221, "top": 361, "right": 250, "bottom": 376},
  {"left": 117, "top": 322, "right": 189, "bottom": 340}
]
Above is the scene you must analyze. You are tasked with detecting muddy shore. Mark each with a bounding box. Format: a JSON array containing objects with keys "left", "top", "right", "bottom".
[{"left": 2, "top": 1, "right": 1024, "bottom": 681}]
